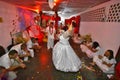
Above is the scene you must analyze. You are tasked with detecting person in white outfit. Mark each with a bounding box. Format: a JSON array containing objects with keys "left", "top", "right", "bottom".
[
  {"left": 52, "top": 21, "right": 82, "bottom": 72},
  {"left": 10, "top": 43, "right": 23, "bottom": 54},
  {"left": 26, "top": 38, "right": 34, "bottom": 57},
  {"left": 0, "top": 50, "right": 26, "bottom": 80},
  {"left": 80, "top": 39, "right": 92, "bottom": 53},
  {"left": 80, "top": 41, "right": 101, "bottom": 58},
  {"left": 93, "top": 49, "right": 116, "bottom": 74},
  {"left": 20, "top": 43, "right": 31, "bottom": 62},
  {"left": 46, "top": 21, "right": 56, "bottom": 50}
]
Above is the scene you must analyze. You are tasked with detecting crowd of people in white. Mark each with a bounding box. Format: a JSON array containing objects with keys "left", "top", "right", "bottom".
[{"left": 0, "top": 18, "right": 118, "bottom": 80}]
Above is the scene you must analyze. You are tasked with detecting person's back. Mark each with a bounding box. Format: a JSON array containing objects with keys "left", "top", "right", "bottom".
[
  {"left": 10, "top": 43, "right": 23, "bottom": 54},
  {"left": 0, "top": 52, "right": 11, "bottom": 69}
]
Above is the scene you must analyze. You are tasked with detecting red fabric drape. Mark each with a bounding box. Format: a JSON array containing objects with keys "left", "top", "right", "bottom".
[
  {"left": 115, "top": 62, "right": 120, "bottom": 79},
  {"left": 74, "top": 15, "right": 80, "bottom": 33},
  {"left": 51, "top": 15, "right": 61, "bottom": 30},
  {"left": 65, "top": 15, "right": 80, "bottom": 34}
]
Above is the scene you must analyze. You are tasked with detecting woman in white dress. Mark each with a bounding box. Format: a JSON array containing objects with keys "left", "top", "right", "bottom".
[{"left": 52, "top": 21, "right": 82, "bottom": 72}]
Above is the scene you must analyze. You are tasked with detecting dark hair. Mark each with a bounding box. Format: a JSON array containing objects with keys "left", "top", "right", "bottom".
[
  {"left": 92, "top": 41, "right": 99, "bottom": 48},
  {"left": 62, "top": 26, "right": 68, "bottom": 31},
  {"left": 72, "top": 21, "right": 76, "bottom": 28},
  {"left": 21, "top": 43, "right": 27, "bottom": 50},
  {"left": 50, "top": 22, "right": 54, "bottom": 25},
  {"left": 31, "top": 37, "right": 35, "bottom": 40},
  {"left": 78, "top": 34, "right": 81, "bottom": 37},
  {"left": 0, "top": 66, "right": 5, "bottom": 69},
  {"left": 107, "top": 49, "right": 114, "bottom": 60},
  {"left": 9, "top": 50, "right": 18, "bottom": 56},
  {"left": 0, "top": 45, "right": 6, "bottom": 57},
  {"left": 35, "top": 38, "right": 38, "bottom": 41},
  {"left": 7, "top": 44, "right": 14, "bottom": 51}
]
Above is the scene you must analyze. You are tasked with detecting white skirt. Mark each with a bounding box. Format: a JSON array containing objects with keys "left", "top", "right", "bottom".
[{"left": 52, "top": 41, "right": 81, "bottom": 72}]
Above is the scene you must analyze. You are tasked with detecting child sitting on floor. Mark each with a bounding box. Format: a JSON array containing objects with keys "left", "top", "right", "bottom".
[{"left": 93, "top": 49, "right": 116, "bottom": 74}]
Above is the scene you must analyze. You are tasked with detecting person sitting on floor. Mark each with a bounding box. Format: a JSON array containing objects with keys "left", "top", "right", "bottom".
[
  {"left": 0, "top": 50, "right": 26, "bottom": 80},
  {"left": 80, "top": 41, "right": 101, "bottom": 58},
  {"left": 19, "top": 43, "right": 31, "bottom": 62},
  {"left": 93, "top": 49, "right": 116, "bottom": 74},
  {"left": 31, "top": 37, "right": 41, "bottom": 53}
]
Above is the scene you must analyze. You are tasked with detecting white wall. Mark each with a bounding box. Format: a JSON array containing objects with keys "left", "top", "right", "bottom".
[
  {"left": 0, "top": 1, "right": 35, "bottom": 50},
  {"left": 79, "top": 0, "right": 120, "bottom": 56},
  {"left": 0, "top": 1, "right": 20, "bottom": 49}
]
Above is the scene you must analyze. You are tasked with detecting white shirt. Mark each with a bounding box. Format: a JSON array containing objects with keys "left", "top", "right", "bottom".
[
  {"left": 0, "top": 53, "right": 11, "bottom": 69},
  {"left": 10, "top": 43, "right": 22, "bottom": 54}
]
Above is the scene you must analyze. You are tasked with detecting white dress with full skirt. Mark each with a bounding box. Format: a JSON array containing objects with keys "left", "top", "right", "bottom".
[{"left": 52, "top": 35, "right": 81, "bottom": 72}]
